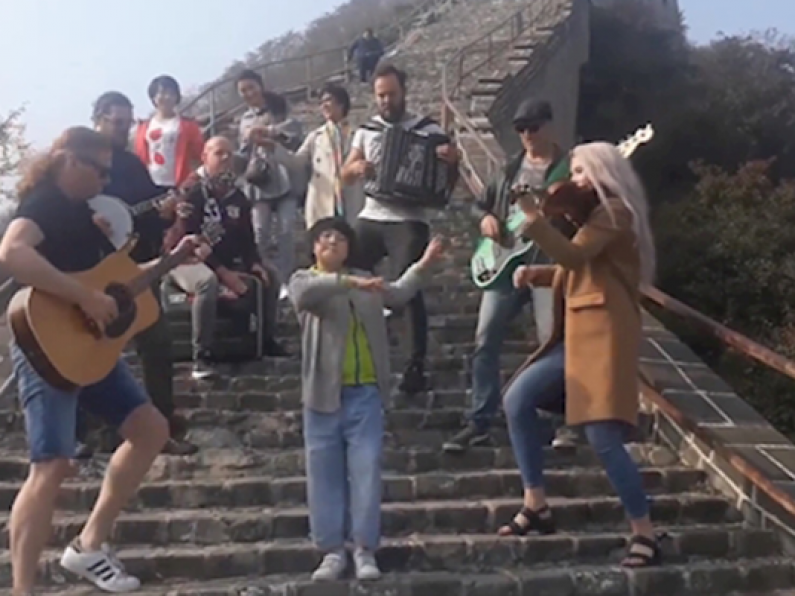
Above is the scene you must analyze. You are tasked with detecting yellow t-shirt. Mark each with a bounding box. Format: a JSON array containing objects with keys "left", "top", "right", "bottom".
[{"left": 311, "top": 267, "right": 377, "bottom": 386}]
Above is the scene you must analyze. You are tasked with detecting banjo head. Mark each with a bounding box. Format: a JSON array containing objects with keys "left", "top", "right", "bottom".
[{"left": 87, "top": 194, "right": 134, "bottom": 250}]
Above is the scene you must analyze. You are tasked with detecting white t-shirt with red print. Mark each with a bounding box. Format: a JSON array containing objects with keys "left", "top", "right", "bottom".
[{"left": 145, "top": 116, "right": 181, "bottom": 187}]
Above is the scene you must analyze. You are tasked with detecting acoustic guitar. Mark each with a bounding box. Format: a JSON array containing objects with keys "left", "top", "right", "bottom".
[
  {"left": 469, "top": 124, "right": 655, "bottom": 290},
  {"left": 7, "top": 222, "right": 223, "bottom": 390}
]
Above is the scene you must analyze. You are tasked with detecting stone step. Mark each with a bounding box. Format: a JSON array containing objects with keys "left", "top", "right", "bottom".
[
  {"left": 1, "top": 525, "right": 777, "bottom": 588},
  {"left": 469, "top": 84, "right": 501, "bottom": 98},
  {"left": 167, "top": 387, "right": 506, "bottom": 413},
  {"left": 0, "top": 466, "right": 706, "bottom": 513},
  {"left": 0, "top": 493, "right": 736, "bottom": 550},
  {"left": 31, "top": 557, "right": 795, "bottom": 596},
  {"left": 165, "top": 368, "right": 527, "bottom": 397},
  {"left": 0, "top": 444, "right": 681, "bottom": 482}
]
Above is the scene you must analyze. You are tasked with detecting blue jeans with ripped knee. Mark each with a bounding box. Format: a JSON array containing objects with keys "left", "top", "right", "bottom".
[{"left": 502, "top": 342, "right": 649, "bottom": 520}]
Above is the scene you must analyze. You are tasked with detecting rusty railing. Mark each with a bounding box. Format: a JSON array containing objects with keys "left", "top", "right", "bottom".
[{"left": 183, "top": 0, "right": 453, "bottom": 136}]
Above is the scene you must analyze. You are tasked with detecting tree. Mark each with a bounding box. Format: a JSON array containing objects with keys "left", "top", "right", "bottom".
[{"left": 0, "top": 107, "right": 29, "bottom": 204}]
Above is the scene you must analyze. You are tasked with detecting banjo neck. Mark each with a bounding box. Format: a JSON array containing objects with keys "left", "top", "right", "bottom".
[{"left": 128, "top": 172, "right": 236, "bottom": 218}]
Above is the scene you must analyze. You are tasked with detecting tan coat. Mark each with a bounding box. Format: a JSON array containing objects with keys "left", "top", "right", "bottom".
[
  {"left": 506, "top": 198, "right": 642, "bottom": 427},
  {"left": 289, "top": 125, "right": 365, "bottom": 229}
]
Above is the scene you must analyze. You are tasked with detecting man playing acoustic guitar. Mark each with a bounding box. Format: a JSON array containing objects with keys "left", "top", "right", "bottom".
[
  {"left": 0, "top": 127, "right": 208, "bottom": 595},
  {"left": 444, "top": 99, "right": 580, "bottom": 453}
]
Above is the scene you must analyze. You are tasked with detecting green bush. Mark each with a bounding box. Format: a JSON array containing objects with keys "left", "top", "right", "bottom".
[{"left": 581, "top": 2, "right": 795, "bottom": 434}]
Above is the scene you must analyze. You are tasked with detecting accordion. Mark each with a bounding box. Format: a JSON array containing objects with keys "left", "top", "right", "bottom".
[{"left": 363, "top": 119, "right": 454, "bottom": 209}]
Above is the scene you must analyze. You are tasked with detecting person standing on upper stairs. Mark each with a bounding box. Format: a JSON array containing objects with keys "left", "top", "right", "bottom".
[
  {"left": 443, "top": 99, "right": 576, "bottom": 453},
  {"left": 500, "top": 141, "right": 662, "bottom": 568},
  {"left": 281, "top": 83, "right": 365, "bottom": 229},
  {"left": 236, "top": 69, "right": 307, "bottom": 301},
  {"left": 133, "top": 75, "right": 204, "bottom": 191},
  {"left": 348, "top": 28, "right": 384, "bottom": 83},
  {"left": 341, "top": 63, "right": 460, "bottom": 395}
]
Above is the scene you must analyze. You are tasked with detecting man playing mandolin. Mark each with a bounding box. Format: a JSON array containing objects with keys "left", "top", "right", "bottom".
[
  {"left": 0, "top": 127, "right": 209, "bottom": 595},
  {"left": 444, "top": 99, "right": 578, "bottom": 453},
  {"left": 163, "top": 136, "right": 288, "bottom": 379}
]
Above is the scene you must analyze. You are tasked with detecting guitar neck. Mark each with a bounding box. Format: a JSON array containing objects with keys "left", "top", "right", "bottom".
[
  {"left": 130, "top": 191, "right": 170, "bottom": 217},
  {"left": 126, "top": 246, "right": 193, "bottom": 296}
]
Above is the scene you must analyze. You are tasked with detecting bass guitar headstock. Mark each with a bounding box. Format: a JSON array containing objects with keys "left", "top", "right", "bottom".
[{"left": 616, "top": 123, "right": 655, "bottom": 159}]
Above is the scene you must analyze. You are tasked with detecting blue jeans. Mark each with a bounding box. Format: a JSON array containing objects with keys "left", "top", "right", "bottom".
[
  {"left": 303, "top": 384, "right": 383, "bottom": 551},
  {"left": 11, "top": 343, "right": 149, "bottom": 462},
  {"left": 469, "top": 285, "right": 554, "bottom": 431},
  {"left": 503, "top": 343, "right": 650, "bottom": 520}
]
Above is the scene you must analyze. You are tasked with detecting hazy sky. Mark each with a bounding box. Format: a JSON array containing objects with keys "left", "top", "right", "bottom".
[{"left": 2, "top": 0, "right": 793, "bottom": 148}]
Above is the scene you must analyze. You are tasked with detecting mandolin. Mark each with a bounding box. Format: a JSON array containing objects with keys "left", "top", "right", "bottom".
[{"left": 7, "top": 221, "right": 223, "bottom": 390}]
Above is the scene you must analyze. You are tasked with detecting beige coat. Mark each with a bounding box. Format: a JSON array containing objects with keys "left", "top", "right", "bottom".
[
  {"left": 505, "top": 198, "right": 643, "bottom": 427},
  {"left": 289, "top": 125, "right": 365, "bottom": 229}
]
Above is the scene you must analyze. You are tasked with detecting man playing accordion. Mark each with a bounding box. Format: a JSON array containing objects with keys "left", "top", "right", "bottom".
[{"left": 342, "top": 63, "right": 459, "bottom": 395}]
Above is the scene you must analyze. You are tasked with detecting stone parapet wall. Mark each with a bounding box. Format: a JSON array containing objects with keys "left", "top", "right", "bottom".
[
  {"left": 487, "top": 0, "right": 588, "bottom": 155},
  {"left": 640, "top": 309, "right": 795, "bottom": 552}
]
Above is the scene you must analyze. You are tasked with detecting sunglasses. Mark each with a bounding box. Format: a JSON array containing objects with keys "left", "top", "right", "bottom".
[{"left": 515, "top": 123, "right": 541, "bottom": 135}]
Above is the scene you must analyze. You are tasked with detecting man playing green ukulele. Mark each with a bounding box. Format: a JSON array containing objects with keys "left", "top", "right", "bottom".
[{"left": 444, "top": 99, "right": 579, "bottom": 453}]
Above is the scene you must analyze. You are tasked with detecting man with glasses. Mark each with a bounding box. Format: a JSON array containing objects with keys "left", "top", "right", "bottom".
[
  {"left": 89, "top": 91, "right": 197, "bottom": 456},
  {"left": 443, "top": 99, "right": 579, "bottom": 453}
]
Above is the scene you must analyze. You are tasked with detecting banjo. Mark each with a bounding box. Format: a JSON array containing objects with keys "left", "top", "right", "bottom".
[{"left": 88, "top": 172, "right": 236, "bottom": 250}]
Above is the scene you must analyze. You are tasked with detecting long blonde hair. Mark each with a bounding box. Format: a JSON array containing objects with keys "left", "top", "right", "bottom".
[{"left": 571, "top": 142, "right": 656, "bottom": 285}]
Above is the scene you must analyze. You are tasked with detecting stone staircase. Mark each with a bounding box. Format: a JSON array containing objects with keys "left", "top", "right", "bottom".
[
  {"left": 4, "top": 1, "right": 795, "bottom": 595},
  {"left": 2, "top": 203, "right": 795, "bottom": 593}
]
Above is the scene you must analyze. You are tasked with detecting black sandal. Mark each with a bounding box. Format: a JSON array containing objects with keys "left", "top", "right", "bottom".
[
  {"left": 621, "top": 534, "right": 662, "bottom": 568},
  {"left": 498, "top": 506, "right": 556, "bottom": 536}
]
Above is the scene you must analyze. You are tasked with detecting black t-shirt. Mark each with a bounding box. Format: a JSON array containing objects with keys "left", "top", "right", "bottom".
[{"left": 15, "top": 184, "right": 115, "bottom": 272}]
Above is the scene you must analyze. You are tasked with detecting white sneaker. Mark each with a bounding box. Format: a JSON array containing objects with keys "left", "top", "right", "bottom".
[
  {"left": 383, "top": 308, "right": 392, "bottom": 317},
  {"left": 60, "top": 541, "right": 141, "bottom": 592},
  {"left": 311, "top": 550, "right": 347, "bottom": 581},
  {"left": 353, "top": 548, "right": 381, "bottom": 581}
]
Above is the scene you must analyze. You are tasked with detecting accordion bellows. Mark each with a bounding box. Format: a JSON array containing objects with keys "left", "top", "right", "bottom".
[{"left": 365, "top": 125, "right": 454, "bottom": 209}]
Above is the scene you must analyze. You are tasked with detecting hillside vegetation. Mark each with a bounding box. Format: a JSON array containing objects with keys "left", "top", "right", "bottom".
[{"left": 579, "top": 0, "right": 795, "bottom": 435}]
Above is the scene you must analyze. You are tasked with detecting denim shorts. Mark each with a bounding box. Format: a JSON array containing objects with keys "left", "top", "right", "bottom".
[{"left": 11, "top": 343, "right": 149, "bottom": 462}]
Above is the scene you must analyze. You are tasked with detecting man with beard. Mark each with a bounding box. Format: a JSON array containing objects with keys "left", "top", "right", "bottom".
[
  {"left": 89, "top": 91, "right": 197, "bottom": 456},
  {"left": 341, "top": 64, "right": 459, "bottom": 395}
]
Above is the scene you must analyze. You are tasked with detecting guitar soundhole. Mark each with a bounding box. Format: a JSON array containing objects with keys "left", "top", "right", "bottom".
[{"left": 103, "top": 283, "right": 137, "bottom": 339}]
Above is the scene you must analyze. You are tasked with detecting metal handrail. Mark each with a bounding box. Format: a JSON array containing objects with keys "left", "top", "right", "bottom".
[
  {"left": 182, "top": 0, "right": 450, "bottom": 132},
  {"left": 641, "top": 286, "right": 795, "bottom": 382}
]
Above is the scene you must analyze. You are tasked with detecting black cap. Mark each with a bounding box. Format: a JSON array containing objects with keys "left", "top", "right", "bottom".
[
  {"left": 308, "top": 216, "right": 357, "bottom": 262},
  {"left": 512, "top": 99, "right": 553, "bottom": 129}
]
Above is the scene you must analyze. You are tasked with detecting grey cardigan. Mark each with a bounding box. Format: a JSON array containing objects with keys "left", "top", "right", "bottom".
[{"left": 289, "top": 264, "right": 429, "bottom": 413}]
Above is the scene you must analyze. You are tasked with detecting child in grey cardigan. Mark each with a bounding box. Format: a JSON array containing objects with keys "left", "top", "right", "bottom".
[{"left": 289, "top": 216, "right": 444, "bottom": 582}]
